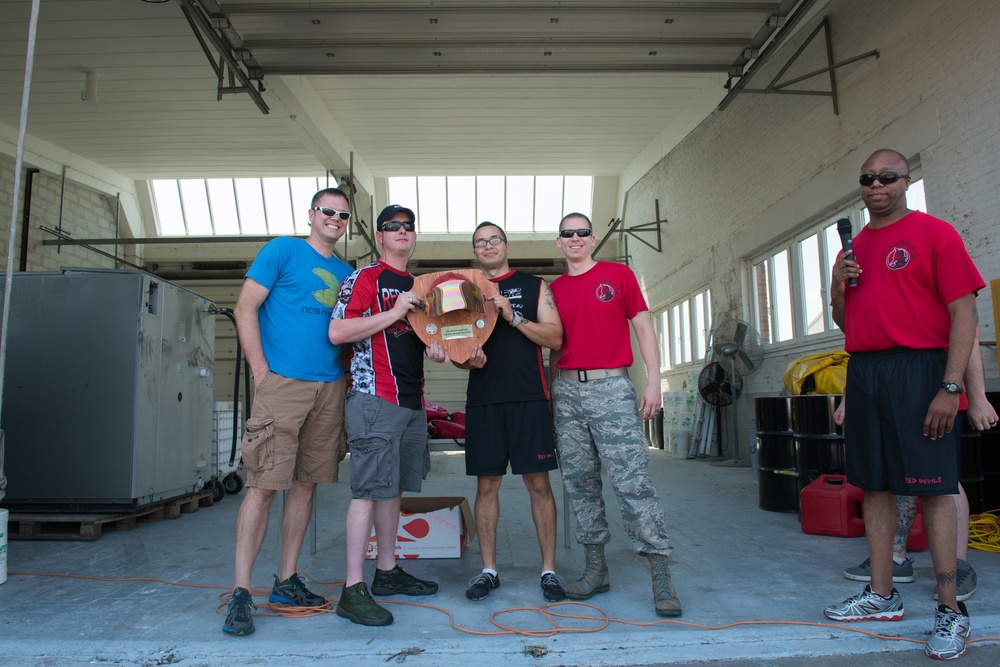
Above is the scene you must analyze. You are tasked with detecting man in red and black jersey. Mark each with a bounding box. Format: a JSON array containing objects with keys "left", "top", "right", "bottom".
[{"left": 329, "top": 204, "right": 449, "bottom": 627}]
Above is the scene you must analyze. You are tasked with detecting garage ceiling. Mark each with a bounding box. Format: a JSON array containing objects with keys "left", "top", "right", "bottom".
[{"left": 0, "top": 0, "right": 813, "bottom": 193}]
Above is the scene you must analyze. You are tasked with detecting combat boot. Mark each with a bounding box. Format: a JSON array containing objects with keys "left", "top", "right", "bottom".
[
  {"left": 565, "top": 543, "right": 610, "bottom": 600},
  {"left": 648, "top": 553, "right": 682, "bottom": 617}
]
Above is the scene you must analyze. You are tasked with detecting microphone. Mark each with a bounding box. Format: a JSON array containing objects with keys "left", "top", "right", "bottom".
[{"left": 836, "top": 218, "right": 858, "bottom": 287}]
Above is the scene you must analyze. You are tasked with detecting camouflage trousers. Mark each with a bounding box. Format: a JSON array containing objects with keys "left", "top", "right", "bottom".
[{"left": 552, "top": 375, "right": 672, "bottom": 557}]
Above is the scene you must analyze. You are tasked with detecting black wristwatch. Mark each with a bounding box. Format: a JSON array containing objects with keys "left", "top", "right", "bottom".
[{"left": 940, "top": 381, "right": 963, "bottom": 395}]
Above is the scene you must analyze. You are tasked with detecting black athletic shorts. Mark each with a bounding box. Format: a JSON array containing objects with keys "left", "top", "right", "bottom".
[
  {"left": 464, "top": 400, "right": 558, "bottom": 476},
  {"left": 845, "top": 348, "right": 960, "bottom": 496}
]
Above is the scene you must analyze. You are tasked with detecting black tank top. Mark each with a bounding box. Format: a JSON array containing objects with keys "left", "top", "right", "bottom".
[{"left": 466, "top": 270, "right": 549, "bottom": 406}]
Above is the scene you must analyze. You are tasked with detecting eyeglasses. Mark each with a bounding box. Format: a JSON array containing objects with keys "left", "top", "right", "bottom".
[
  {"left": 559, "top": 228, "right": 592, "bottom": 239},
  {"left": 312, "top": 206, "right": 351, "bottom": 221},
  {"left": 858, "top": 172, "right": 909, "bottom": 187},
  {"left": 473, "top": 236, "right": 505, "bottom": 249},
  {"left": 380, "top": 220, "right": 415, "bottom": 232}
]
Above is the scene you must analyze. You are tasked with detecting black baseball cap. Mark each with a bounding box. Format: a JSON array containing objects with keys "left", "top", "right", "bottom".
[{"left": 376, "top": 204, "right": 415, "bottom": 230}]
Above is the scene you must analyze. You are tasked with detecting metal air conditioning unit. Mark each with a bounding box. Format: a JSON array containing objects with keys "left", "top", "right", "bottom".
[{"left": 0, "top": 269, "right": 215, "bottom": 511}]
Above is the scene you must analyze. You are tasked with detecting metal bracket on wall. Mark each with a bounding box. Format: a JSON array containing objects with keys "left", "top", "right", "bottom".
[
  {"left": 593, "top": 199, "right": 668, "bottom": 264},
  {"left": 721, "top": 16, "right": 879, "bottom": 115},
  {"left": 176, "top": 0, "right": 269, "bottom": 114}
]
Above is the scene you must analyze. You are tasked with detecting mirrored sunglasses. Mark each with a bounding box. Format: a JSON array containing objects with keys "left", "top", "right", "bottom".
[
  {"left": 380, "top": 220, "right": 415, "bottom": 232},
  {"left": 559, "top": 228, "right": 593, "bottom": 238}
]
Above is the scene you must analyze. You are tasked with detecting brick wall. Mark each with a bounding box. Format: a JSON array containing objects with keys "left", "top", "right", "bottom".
[
  {"left": 0, "top": 153, "right": 131, "bottom": 272},
  {"left": 623, "top": 0, "right": 1000, "bottom": 404}
]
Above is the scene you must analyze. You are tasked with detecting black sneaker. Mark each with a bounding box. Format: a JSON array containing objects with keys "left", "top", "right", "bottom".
[
  {"left": 371, "top": 565, "right": 439, "bottom": 596},
  {"left": 336, "top": 582, "right": 393, "bottom": 626},
  {"left": 269, "top": 572, "right": 327, "bottom": 607},
  {"left": 541, "top": 572, "right": 567, "bottom": 602},
  {"left": 466, "top": 571, "right": 500, "bottom": 601},
  {"left": 223, "top": 587, "right": 255, "bottom": 636}
]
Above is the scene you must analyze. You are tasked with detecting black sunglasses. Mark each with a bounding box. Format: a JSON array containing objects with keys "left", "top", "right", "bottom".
[
  {"left": 380, "top": 220, "right": 415, "bottom": 232},
  {"left": 559, "top": 228, "right": 592, "bottom": 239},
  {"left": 858, "top": 172, "right": 909, "bottom": 187},
  {"left": 312, "top": 206, "right": 351, "bottom": 221}
]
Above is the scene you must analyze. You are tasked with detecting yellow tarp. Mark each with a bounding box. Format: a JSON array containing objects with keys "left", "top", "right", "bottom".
[{"left": 783, "top": 350, "right": 850, "bottom": 395}]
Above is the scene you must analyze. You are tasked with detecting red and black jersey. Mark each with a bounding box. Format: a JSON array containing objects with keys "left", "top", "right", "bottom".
[{"left": 332, "top": 261, "right": 425, "bottom": 410}]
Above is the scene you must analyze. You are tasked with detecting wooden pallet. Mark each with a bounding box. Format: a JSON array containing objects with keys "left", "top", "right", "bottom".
[{"left": 8, "top": 490, "right": 214, "bottom": 541}]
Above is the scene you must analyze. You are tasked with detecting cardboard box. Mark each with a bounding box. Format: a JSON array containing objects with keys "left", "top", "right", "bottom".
[{"left": 366, "top": 496, "right": 476, "bottom": 559}]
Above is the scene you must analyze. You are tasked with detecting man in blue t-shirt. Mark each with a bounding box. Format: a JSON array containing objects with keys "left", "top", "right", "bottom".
[{"left": 222, "top": 188, "right": 354, "bottom": 636}]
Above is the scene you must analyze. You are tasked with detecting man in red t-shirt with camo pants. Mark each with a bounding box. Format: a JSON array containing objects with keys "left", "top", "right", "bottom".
[{"left": 549, "top": 212, "right": 680, "bottom": 618}]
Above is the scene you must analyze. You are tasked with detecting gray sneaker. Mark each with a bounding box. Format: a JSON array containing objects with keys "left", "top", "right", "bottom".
[
  {"left": 843, "top": 557, "right": 914, "bottom": 583},
  {"left": 824, "top": 585, "right": 905, "bottom": 622},
  {"left": 925, "top": 601, "right": 971, "bottom": 660},
  {"left": 934, "top": 559, "right": 977, "bottom": 602}
]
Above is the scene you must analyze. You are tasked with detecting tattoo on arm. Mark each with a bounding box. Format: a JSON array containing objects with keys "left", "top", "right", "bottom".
[{"left": 541, "top": 283, "right": 556, "bottom": 310}]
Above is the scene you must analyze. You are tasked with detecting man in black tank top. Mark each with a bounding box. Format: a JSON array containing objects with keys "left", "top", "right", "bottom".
[{"left": 457, "top": 222, "right": 567, "bottom": 603}]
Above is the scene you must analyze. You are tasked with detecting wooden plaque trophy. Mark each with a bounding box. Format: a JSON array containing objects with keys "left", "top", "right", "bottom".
[{"left": 407, "top": 269, "right": 499, "bottom": 363}]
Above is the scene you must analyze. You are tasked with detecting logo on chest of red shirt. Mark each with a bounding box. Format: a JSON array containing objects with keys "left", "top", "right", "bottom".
[
  {"left": 885, "top": 241, "right": 914, "bottom": 270},
  {"left": 595, "top": 281, "right": 616, "bottom": 302}
]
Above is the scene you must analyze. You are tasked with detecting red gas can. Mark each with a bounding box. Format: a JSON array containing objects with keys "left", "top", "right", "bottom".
[
  {"left": 800, "top": 474, "right": 866, "bottom": 537},
  {"left": 907, "top": 500, "right": 927, "bottom": 551}
]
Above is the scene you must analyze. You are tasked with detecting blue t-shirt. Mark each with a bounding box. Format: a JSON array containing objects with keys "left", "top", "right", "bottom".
[{"left": 246, "top": 237, "right": 353, "bottom": 382}]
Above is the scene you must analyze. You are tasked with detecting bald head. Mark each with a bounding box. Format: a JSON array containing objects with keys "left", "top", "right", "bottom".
[{"left": 863, "top": 149, "right": 909, "bottom": 174}]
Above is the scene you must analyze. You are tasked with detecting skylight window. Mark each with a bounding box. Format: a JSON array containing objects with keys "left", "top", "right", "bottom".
[
  {"left": 150, "top": 176, "right": 329, "bottom": 236},
  {"left": 149, "top": 175, "right": 593, "bottom": 237},
  {"left": 387, "top": 175, "right": 592, "bottom": 233}
]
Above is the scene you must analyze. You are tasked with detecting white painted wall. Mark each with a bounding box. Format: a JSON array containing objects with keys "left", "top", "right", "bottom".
[{"left": 622, "top": 0, "right": 1000, "bottom": 459}]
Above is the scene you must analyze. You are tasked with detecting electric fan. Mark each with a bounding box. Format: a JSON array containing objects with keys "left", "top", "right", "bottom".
[{"left": 706, "top": 319, "right": 764, "bottom": 464}]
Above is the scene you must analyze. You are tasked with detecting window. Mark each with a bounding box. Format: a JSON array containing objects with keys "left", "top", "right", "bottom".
[
  {"left": 750, "top": 178, "right": 926, "bottom": 345},
  {"left": 658, "top": 288, "right": 712, "bottom": 370},
  {"left": 387, "top": 175, "right": 592, "bottom": 233},
  {"left": 148, "top": 174, "right": 595, "bottom": 238},
  {"left": 149, "top": 176, "right": 330, "bottom": 236}
]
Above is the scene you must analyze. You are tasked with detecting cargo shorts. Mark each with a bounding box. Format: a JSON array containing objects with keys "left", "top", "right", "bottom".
[{"left": 241, "top": 372, "right": 347, "bottom": 490}]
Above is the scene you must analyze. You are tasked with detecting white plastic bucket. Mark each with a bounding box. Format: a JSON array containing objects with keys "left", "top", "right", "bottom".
[
  {"left": 671, "top": 431, "right": 690, "bottom": 459},
  {"left": 0, "top": 507, "right": 8, "bottom": 584}
]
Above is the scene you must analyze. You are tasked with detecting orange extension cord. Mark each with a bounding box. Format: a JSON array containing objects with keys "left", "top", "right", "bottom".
[{"left": 7, "top": 569, "right": 1000, "bottom": 646}]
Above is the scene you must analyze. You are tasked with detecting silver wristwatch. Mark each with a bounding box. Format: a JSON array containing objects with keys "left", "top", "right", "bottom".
[{"left": 510, "top": 311, "right": 524, "bottom": 328}]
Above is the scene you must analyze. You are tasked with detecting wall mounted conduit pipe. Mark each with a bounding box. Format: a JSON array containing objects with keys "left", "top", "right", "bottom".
[
  {"left": 1, "top": 0, "right": 41, "bottom": 501},
  {"left": 19, "top": 168, "right": 39, "bottom": 271}
]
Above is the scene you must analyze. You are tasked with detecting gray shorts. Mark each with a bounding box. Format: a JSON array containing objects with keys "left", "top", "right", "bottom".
[{"left": 345, "top": 391, "right": 430, "bottom": 500}]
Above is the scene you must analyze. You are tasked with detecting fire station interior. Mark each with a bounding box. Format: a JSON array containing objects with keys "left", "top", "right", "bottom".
[{"left": 1, "top": 1, "right": 999, "bottom": 665}]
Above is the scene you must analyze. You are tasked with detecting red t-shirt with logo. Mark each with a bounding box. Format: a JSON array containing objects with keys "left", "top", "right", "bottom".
[
  {"left": 551, "top": 261, "right": 647, "bottom": 369},
  {"left": 844, "top": 211, "right": 984, "bottom": 354}
]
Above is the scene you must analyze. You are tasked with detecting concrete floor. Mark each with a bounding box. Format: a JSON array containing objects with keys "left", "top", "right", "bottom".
[{"left": 1, "top": 447, "right": 999, "bottom": 667}]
